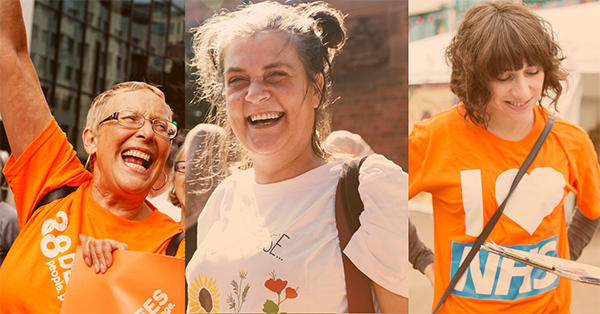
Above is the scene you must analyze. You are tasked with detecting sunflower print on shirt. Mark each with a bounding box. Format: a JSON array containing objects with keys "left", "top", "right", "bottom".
[{"left": 188, "top": 273, "right": 221, "bottom": 313}]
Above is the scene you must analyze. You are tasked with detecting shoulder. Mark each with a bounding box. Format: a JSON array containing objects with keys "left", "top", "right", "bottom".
[
  {"left": 412, "top": 105, "right": 464, "bottom": 132},
  {"left": 358, "top": 154, "right": 407, "bottom": 196},
  {"left": 346, "top": 154, "right": 409, "bottom": 297},
  {"left": 359, "top": 154, "right": 407, "bottom": 180},
  {"left": 146, "top": 201, "right": 182, "bottom": 226},
  {"left": 552, "top": 115, "right": 593, "bottom": 143},
  {"left": 198, "top": 169, "right": 249, "bottom": 216},
  {"left": 210, "top": 168, "right": 247, "bottom": 198},
  {"left": 410, "top": 105, "right": 468, "bottom": 146}
]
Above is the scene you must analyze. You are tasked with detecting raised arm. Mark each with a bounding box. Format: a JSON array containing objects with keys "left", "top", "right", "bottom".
[{"left": 0, "top": 0, "right": 53, "bottom": 159}]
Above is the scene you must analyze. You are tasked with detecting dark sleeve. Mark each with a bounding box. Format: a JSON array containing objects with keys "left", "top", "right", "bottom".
[
  {"left": 409, "top": 217, "right": 434, "bottom": 273},
  {"left": 0, "top": 202, "right": 20, "bottom": 266},
  {"left": 568, "top": 207, "right": 600, "bottom": 261}
]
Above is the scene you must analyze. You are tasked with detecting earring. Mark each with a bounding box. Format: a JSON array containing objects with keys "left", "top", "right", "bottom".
[
  {"left": 84, "top": 154, "right": 95, "bottom": 172},
  {"left": 152, "top": 170, "right": 168, "bottom": 191}
]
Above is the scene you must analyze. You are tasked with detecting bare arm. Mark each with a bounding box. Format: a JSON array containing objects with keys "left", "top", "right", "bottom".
[
  {"left": 0, "top": 0, "right": 52, "bottom": 159},
  {"left": 374, "top": 281, "right": 408, "bottom": 314}
]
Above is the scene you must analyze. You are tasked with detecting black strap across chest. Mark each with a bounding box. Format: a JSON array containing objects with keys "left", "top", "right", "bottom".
[{"left": 33, "top": 185, "right": 183, "bottom": 257}]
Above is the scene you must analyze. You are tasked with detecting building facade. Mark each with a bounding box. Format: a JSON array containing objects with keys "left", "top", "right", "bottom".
[
  {"left": 18, "top": 0, "right": 185, "bottom": 160},
  {"left": 409, "top": 0, "right": 599, "bottom": 42}
]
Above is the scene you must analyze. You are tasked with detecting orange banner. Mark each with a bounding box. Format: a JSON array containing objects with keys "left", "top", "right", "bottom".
[{"left": 60, "top": 246, "right": 184, "bottom": 314}]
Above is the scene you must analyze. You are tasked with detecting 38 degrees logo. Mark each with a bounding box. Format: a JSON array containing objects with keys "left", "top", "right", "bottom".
[
  {"left": 40, "top": 210, "right": 74, "bottom": 301},
  {"left": 134, "top": 289, "right": 176, "bottom": 314}
]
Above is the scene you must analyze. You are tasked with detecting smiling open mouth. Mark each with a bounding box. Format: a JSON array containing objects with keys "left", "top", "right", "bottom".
[
  {"left": 507, "top": 99, "right": 529, "bottom": 107},
  {"left": 122, "top": 149, "right": 152, "bottom": 171},
  {"left": 248, "top": 112, "right": 284, "bottom": 126}
]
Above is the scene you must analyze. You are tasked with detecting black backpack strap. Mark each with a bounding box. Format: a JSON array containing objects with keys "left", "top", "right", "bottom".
[
  {"left": 166, "top": 231, "right": 184, "bottom": 257},
  {"left": 33, "top": 185, "right": 78, "bottom": 215}
]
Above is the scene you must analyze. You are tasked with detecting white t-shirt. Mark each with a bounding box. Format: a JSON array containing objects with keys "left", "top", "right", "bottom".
[
  {"left": 186, "top": 154, "right": 408, "bottom": 313},
  {"left": 147, "top": 191, "right": 181, "bottom": 222}
]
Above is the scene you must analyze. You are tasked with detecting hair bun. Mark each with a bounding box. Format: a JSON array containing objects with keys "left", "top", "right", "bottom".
[{"left": 305, "top": 3, "right": 346, "bottom": 50}]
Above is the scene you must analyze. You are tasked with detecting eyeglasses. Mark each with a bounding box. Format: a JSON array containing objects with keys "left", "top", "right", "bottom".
[
  {"left": 99, "top": 109, "right": 178, "bottom": 139},
  {"left": 174, "top": 161, "right": 185, "bottom": 173}
]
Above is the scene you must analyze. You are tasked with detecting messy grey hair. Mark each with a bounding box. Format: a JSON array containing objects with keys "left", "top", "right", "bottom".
[
  {"left": 85, "top": 81, "right": 173, "bottom": 134},
  {"left": 190, "top": 0, "right": 346, "bottom": 175}
]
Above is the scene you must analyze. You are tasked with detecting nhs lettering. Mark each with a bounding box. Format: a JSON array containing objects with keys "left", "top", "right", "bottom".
[{"left": 450, "top": 236, "right": 559, "bottom": 300}]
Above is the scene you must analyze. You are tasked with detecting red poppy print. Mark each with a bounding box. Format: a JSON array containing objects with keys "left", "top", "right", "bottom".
[
  {"left": 262, "top": 271, "right": 299, "bottom": 313},
  {"left": 264, "top": 278, "right": 288, "bottom": 293},
  {"left": 285, "top": 287, "right": 298, "bottom": 299}
]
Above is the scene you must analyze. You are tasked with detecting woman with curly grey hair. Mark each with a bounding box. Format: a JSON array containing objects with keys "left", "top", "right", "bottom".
[{"left": 186, "top": 1, "right": 408, "bottom": 313}]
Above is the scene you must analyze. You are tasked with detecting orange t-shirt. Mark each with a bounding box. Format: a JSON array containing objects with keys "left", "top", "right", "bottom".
[
  {"left": 0, "top": 119, "right": 184, "bottom": 313},
  {"left": 409, "top": 105, "right": 600, "bottom": 313}
]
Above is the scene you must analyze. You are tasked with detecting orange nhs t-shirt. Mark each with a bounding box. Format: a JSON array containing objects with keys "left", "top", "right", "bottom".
[
  {"left": 0, "top": 119, "right": 184, "bottom": 313},
  {"left": 409, "top": 105, "right": 600, "bottom": 313}
]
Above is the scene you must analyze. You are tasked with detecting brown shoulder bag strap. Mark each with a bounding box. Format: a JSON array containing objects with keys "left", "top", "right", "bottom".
[{"left": 335, "top": 156, "right": 375, "bottom": 313}]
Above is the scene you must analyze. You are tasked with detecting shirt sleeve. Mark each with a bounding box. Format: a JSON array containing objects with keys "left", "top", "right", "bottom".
[
  {"left": 343, "top": 154, "right": 409, "bottom": 298},
  {"left": 409, "top": 217, "right": 434, "bottom": 273},
  {"left": 3, "top": 119, "right": 89, "bottom": 228},
  {"left": 408, "top": 120, "right": 432, "bottom": 200},
  {"left": 573, "top": 130, "right": 600, "bottom": 220}
]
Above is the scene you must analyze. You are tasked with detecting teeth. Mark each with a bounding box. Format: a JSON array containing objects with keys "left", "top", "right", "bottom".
[
  {"left": 124, "top": 162, "right": 147, "bottom": 171},
  {"left": 250, "top": 112, "right": 282, "bottom": 122},
  {"left": 509, "top": 101, "right": 526, "bottom": 107},
  {"left": 122, "top": 150, "right": 150, "bottom": 162}
]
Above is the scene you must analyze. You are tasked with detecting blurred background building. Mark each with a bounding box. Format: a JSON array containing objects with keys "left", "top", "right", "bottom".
[
  {"left": 0, "top": 0, "right": 186, "bottom": 161},
  {"left": 185, "top": 0, "right": 409, "bottom": 170}
]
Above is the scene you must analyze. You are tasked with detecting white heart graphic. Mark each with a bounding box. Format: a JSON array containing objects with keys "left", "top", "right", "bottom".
[{"left": 496, "top": 167, "right": 566, "bottom": 235}]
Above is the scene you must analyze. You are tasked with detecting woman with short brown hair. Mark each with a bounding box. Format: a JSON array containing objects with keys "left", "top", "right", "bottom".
[{"left": 409, "top": 1, "right": 600, "bottom": 313}]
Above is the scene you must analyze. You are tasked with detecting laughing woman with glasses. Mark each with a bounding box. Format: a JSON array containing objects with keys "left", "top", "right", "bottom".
[{"left": 0, "top": 1, "right": 184, "bottom": 312}]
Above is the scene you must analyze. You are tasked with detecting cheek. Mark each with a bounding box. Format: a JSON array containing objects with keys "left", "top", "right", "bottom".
[
  {"left": 175, "top": 176, "right": 185, "bottom": 204},
  {"left": 226, "top": 88, "right": 245, "bottom": 108},
  {"left": 175, "top": 174, "right": 185, "bottom": 191},
  {"left": 157, "top": 141, "right": 171, "bottom": 161},
  {"left": 225, "top": 105, "right": 244, "bottom": 139},
  {"left": 490, "top": 84, "right": 508, "bottom": 101},
  {"left": 534, "top": 76, "right": 545, "bottom": 92},
  {"left": 225, "top": 93, "right": 245, "bottom": 123}
]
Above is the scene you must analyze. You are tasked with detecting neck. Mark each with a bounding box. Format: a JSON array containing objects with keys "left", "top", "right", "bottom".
[
  {"left": 179, "top": 208, "right": 185, "bottom": 229},
  {"left": 90, "top": 185, "right": 152, "bottom": 221},
  {"left": 487, "top": 110, "right": 536, "bottom": 141},
  {"left": 251, "top": 146, "right": 324, "bottom": 184}
]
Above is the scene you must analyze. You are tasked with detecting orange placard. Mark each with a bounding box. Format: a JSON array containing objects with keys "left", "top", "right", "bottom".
[{"left": 60, "top": 246, "right": 184, "bottom": 314}]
